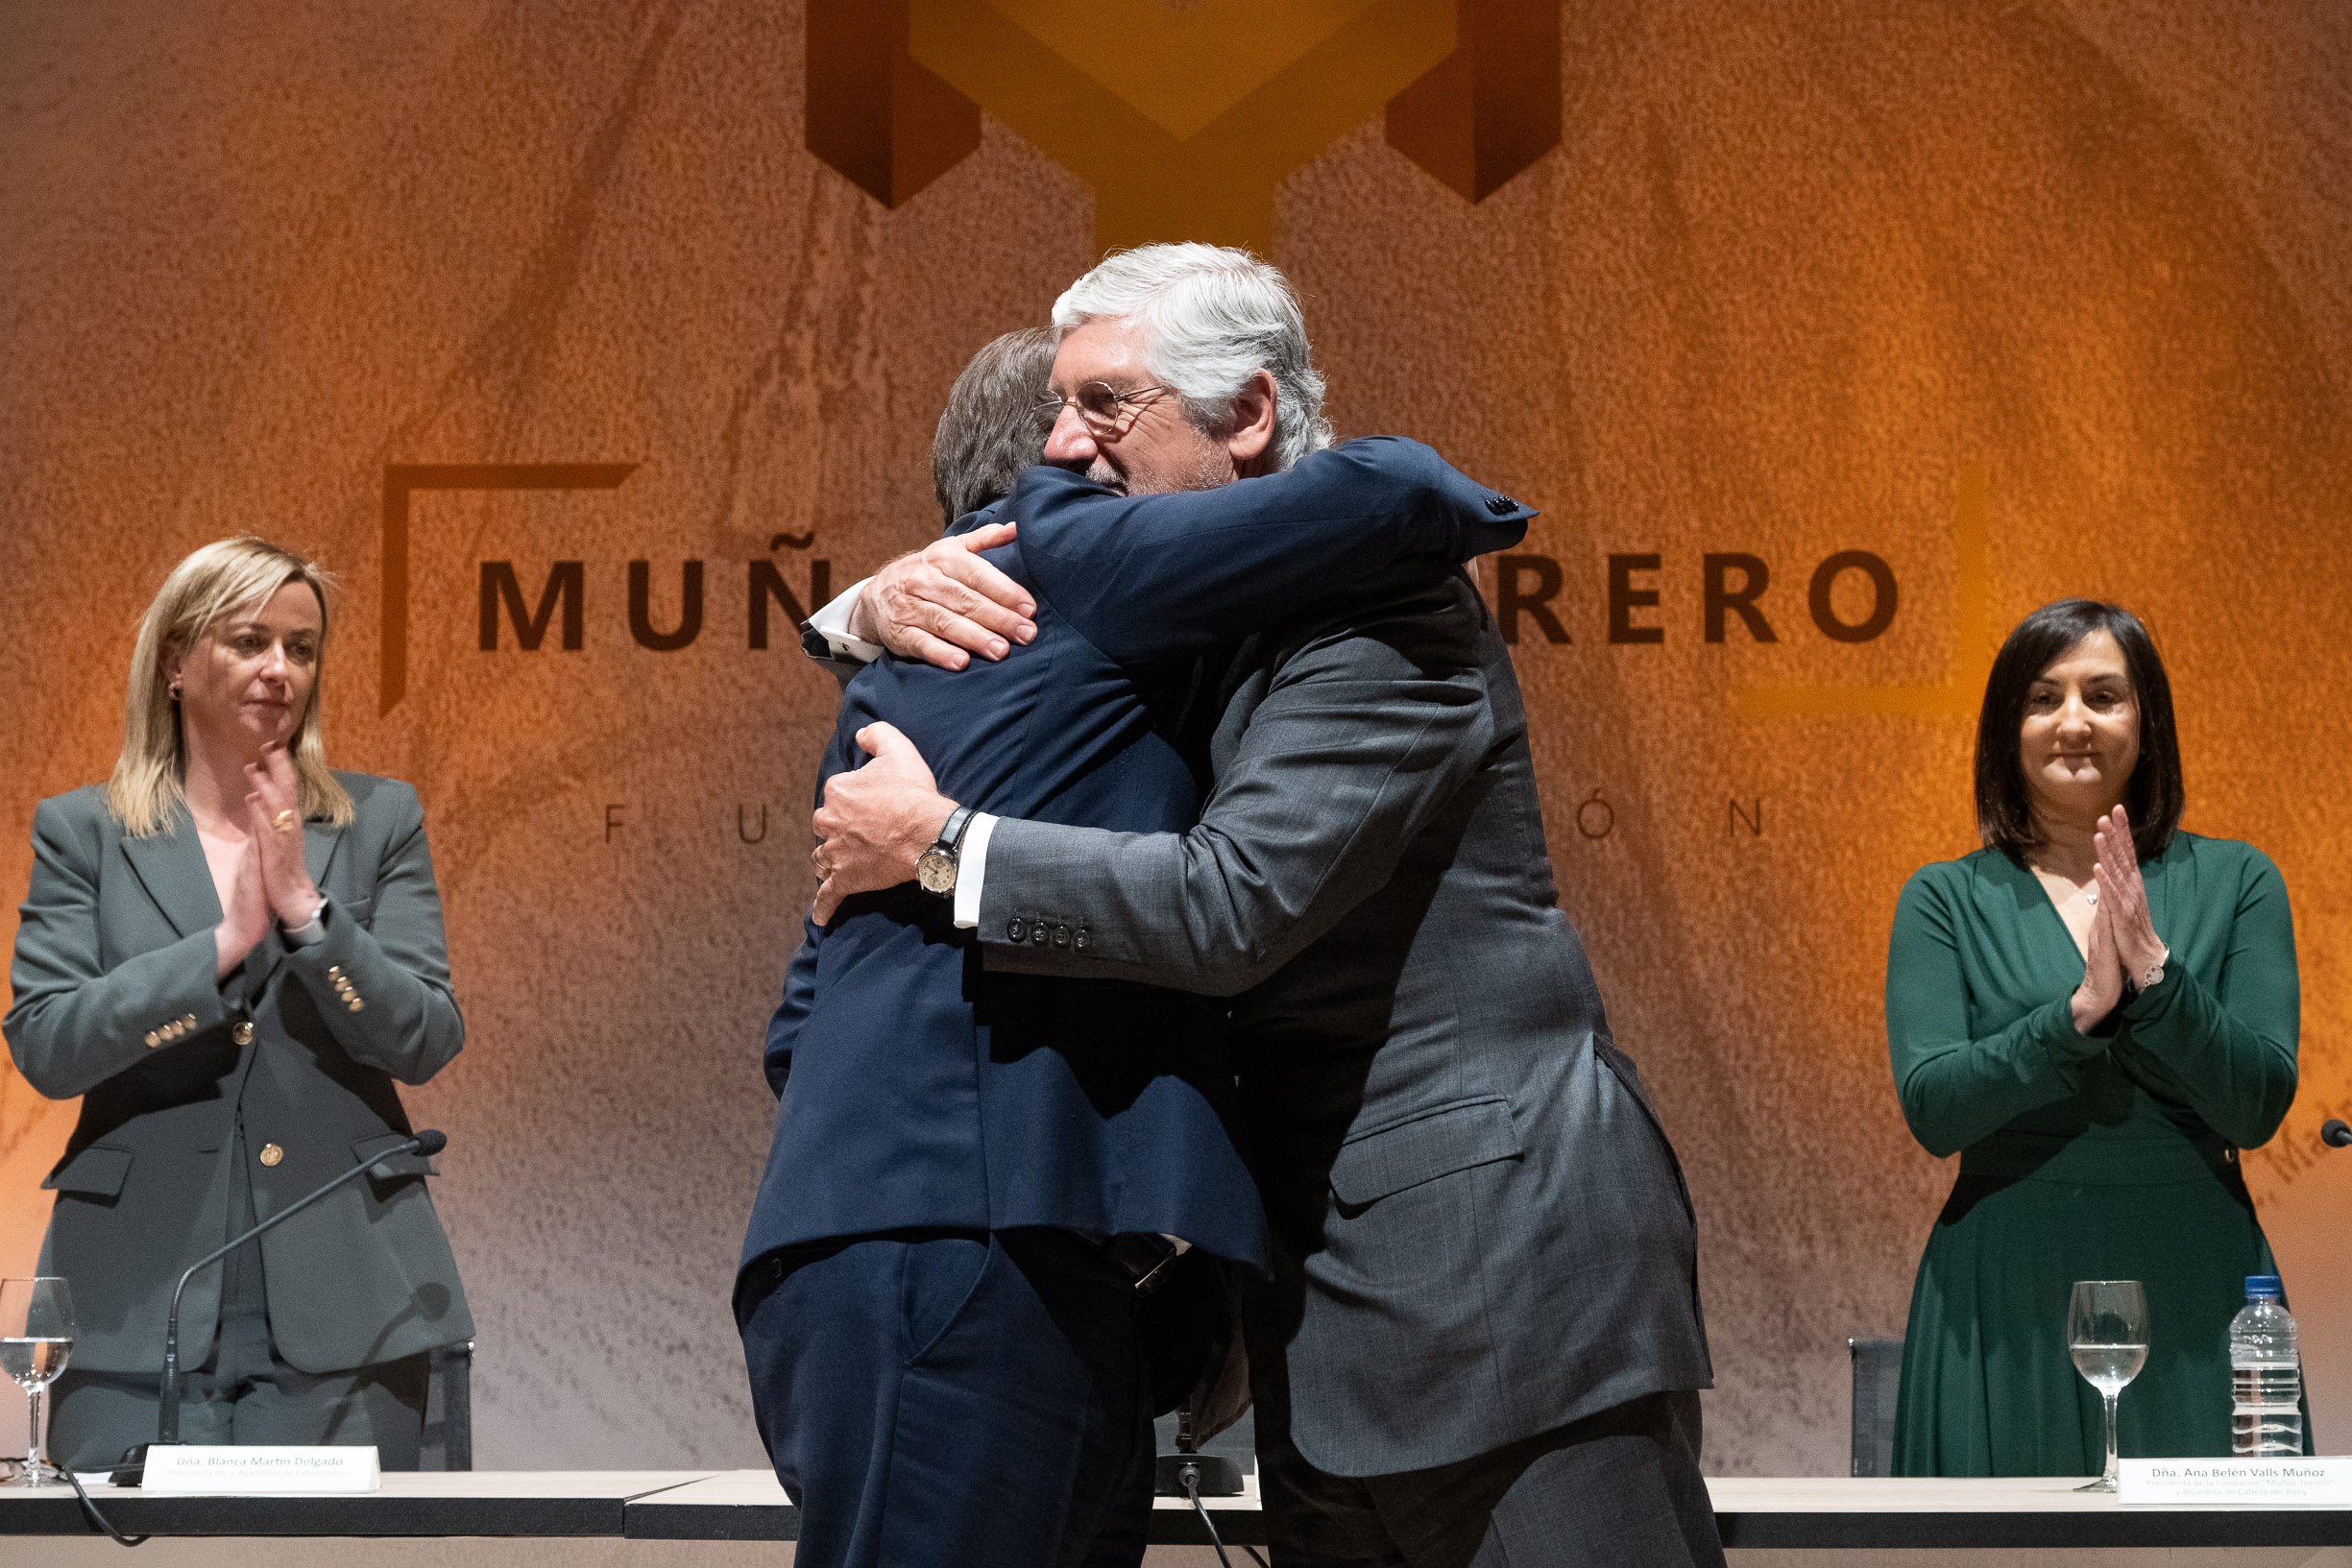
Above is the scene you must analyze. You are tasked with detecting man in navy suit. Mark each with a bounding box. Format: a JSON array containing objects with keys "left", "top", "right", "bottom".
[{"left": 739, "top": 276, "right": 1531, "bottom": 1568}]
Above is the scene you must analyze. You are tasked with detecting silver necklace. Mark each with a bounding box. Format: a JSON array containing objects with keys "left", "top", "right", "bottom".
[{"left": 2035, "top": 865, "right": 2097, "bottom": 905}]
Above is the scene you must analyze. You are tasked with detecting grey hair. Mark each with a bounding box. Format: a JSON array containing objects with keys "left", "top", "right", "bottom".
[
  {"left": 933, "top": 327, "right": 1059, "bottom": 523},
  {"left": 1051, "top": 244, "right": 1331, "bottom": 471}
]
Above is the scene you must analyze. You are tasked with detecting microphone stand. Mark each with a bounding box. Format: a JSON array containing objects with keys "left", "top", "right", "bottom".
[{"left": 118, "top": 1130, "right": 445, "bottom": 1480}]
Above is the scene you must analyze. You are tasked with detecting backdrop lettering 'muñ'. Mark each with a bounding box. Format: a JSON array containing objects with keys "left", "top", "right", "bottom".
[{"left": 3, "top": 0, "right": 2347, "bottom": 1474}]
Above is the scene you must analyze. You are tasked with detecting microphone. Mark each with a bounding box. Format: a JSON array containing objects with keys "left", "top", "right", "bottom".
[
  {"left": 2324, "top": 1119, "right": 2352, "bottom": 1149},
  {"left": 113, "top": 1129, "right": 449, "bottom": 1482}
]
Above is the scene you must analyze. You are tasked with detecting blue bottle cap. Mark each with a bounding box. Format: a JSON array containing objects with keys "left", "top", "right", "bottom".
[{"left": 2245, "top": 1275, "right": 2283, "bottom": 1300}]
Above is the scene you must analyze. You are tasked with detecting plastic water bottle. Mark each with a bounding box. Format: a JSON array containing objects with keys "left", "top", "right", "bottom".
[{"left": 2228, "top": 1275, "right": 2302, "bottom": 1456}]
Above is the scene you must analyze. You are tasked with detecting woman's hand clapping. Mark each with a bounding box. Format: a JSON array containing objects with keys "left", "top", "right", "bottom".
[
  {"left": 2071, "top": 806, "right": 2165, "bottom": 1033},
  {"left": 2072, "top": 878, "right": 2124, "bottom": 1032},
  {"left": 244, "top": 742, "right": 323, "bottom": 930},
  {"left": 2092, "top": 806, "right": 2167, "bottom": 980},
  {"left": 213, "top": 830, "right": 272, "bottom": 977}
]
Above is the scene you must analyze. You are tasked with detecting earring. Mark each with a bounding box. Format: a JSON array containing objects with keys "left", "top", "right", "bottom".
[{"left": 168, "top": 683, "right": 182, "bottom": 700}]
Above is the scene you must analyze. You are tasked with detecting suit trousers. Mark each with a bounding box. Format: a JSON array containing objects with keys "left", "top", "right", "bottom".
[
  {"left": 1259, "top": 1386, "right": 1725, "bottom": 1568},
  {"left": 737, "top": 1227, "right": 1154, "bottom": 1568},
  {"left": 48, "top": 1128, "right": 428, "bottom": 1472}
]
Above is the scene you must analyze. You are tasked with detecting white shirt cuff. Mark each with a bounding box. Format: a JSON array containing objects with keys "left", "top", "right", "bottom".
[
  {"left": 951, "top": 813, "right": 998, "bottom": 929},
  {"left": 809, "top": 576, "right": 884, "bottom": 664}
]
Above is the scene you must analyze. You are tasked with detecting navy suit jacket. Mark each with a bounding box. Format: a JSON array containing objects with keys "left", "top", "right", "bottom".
[{"left": 740, "top": 438, "right": 1532, "bottom": 1290}]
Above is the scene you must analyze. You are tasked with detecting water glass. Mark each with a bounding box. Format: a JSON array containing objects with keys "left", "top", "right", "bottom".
[
  {"left": 0, "top": 1277, "right": 76, "bottom": 1485},
  {"left": 2068, "top": 1279, "right": 2148, "bottom": 1493}
]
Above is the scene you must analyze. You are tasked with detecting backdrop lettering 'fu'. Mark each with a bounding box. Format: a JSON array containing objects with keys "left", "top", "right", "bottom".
[{"left": 3, "top": 0, "right": 2348, "bottom": 1473}]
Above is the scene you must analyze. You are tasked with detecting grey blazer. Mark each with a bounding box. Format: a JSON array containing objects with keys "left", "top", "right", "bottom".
[
  {"left": 5, "top": 772, "right": 473, "bottom": 1375},
  {"left": 976, "top": 572, "right": 1713, "bottom": 1477}
]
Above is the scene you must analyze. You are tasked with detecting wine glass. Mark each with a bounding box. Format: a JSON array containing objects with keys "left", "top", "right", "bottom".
[
  {"left": 2068, "top": 1279, "right": 2149, "bottom": 1492},
  {"left": 0, "top": 1278, "right": 76, "bottom": 1486}
]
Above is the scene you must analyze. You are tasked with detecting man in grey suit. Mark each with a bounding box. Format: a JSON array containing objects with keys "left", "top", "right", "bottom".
[{"left": 811, "top": 246, "right": 1721, "bottom": 1567}]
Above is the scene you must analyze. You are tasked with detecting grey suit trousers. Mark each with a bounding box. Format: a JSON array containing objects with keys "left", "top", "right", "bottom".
[{"left": 1256, "top": 1372, "right": 1723, "bottom": 1568}]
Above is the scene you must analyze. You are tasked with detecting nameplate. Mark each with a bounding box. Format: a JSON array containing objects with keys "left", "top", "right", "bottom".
[
  {"left": 2120, "top": 1457, "right": 2352, "bottom": 1507},
  {"left": 141, "top": 1444, "right": 381, "bottom": 1494}
]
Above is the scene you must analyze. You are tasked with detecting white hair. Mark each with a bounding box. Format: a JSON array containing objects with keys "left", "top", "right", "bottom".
[{"left": 1051, "top": 244, "right": 1332, "bottom": 470}]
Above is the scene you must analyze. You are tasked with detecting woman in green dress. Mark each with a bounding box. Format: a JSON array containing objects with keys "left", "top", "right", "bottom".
[{"left": 1886, "top": 598, "right": 2303, "bottom": 1476}]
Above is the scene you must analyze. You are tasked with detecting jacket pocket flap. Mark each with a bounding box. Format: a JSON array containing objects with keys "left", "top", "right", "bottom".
[
  {"left": 352, "top": 1132, "right": 437, "bottom": 1179},
  {"left": 43, "top": 1145, "right": 133, "bottom": 1197},
  {"left": 1329, "top": 1096, "right": 1520, "bottom": 1208}
]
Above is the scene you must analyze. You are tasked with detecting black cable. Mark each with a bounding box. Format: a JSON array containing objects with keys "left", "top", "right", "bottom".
[
  {"left": 1182, "top": 1463, "right": 1235, "bottom": 1568},
  {"left": 1179, "top": 1462, "right": 1269, "bottom": 1568},
  {"left": 62, "top": 1464, "right": 149, "bottom": 1547}
]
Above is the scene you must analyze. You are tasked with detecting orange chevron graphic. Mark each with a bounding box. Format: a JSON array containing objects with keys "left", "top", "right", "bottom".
[{"left": 807, "top": 0, "right": 1564, "bottom": 251}]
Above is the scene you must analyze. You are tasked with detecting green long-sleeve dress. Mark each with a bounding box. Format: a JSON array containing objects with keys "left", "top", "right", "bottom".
[{"left": 1885, "top": 831, "right": 2304, "bottom": 1476}]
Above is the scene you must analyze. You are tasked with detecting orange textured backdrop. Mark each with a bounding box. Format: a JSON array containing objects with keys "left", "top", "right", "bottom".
[{"left": 2, "top": 0, "right": 2347, "bottom": 1475}]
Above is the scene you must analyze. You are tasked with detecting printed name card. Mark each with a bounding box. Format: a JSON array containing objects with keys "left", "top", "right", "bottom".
[
  {"left": 141, "top": 1444, "right": 381, "bottom": 1494},
  {"left": 2120, "top": 1457, "right": 2352, "bottom": 1507}
]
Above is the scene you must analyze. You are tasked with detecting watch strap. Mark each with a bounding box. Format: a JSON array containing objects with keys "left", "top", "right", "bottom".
[
  {"left": 282, "top": 892, "right": 330, "bottom": 948},
  {"left": 917, "top": 805, "right": 977, "bottom": 899},
  {"left": 937, "top": 805, "right": 976, "bottom": 857}
]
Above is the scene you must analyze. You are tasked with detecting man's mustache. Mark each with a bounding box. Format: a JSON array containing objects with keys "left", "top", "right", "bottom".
[{"left": 1048, "top": 454, "right": 1127, "bottom": 495}]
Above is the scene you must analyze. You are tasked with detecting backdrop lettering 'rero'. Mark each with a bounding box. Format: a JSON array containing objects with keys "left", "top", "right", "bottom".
[{"left": 3, "top": 0, "right": 2347, "bottom": 1472}]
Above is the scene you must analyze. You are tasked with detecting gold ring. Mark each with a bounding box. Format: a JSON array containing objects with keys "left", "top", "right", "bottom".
[{"left": 273, "top": 809, "right": 300, "bottom": 833}]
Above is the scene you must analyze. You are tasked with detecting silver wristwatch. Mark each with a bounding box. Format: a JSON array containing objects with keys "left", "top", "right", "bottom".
[
  {"left": 282, "top": 892, "right": 330, "bottom": 948},
  {"left": 2134, "top": 945, "right": 2169, "bottom": 993},
  {"left": 916, "top": 806, "right": 977, "bottom": 896}
]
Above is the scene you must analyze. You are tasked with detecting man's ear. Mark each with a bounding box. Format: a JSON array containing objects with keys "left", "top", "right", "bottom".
[{"left": 1224, "top": 369, "right": 1279, "bottom": 475}]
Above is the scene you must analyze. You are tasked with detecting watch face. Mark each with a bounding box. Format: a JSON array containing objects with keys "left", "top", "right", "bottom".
[
  {"left": 2142, "top": 959, "right": 2166, "bottom": 987},
  {"left": 916, "top": 846, "right": 956, "bottom": 895}
]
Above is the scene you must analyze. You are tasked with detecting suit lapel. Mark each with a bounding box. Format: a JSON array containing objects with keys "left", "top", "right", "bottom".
[
  {"left": 303, "top": 815, "right": 348, "bottom": 893},
  {"left": 118, "top": 816, "right": 222, "bottom": 939}
]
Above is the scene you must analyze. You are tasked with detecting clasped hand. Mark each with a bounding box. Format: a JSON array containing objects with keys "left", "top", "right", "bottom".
[
  {"left": 848, "top": 522, "right": 1036, "bottom": 670},
  {"left": 214, "top": 742, "right": 325, "bottom": 976},
  {"left": 810, "top": 527, "right": 1027, "bottom": 921},
  {"left": 2071, "top": 806, "right": 2168, "bottom": 1032},
  {"left": 811, "top": 724, "right": 956, "bottom": 926}
]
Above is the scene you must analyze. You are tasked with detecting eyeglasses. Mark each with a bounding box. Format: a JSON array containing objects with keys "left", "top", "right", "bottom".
[{"left": 1034, "top": 380, "right": 1174, "bottom": 436}]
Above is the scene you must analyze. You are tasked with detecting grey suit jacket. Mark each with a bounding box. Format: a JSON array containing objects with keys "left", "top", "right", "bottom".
[
  {"left": 5, "top": 773, "right": 473, "bottom": 1375},
  {"left": 976, "top": 572, "right": 1712, "bottom": 1477}
]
